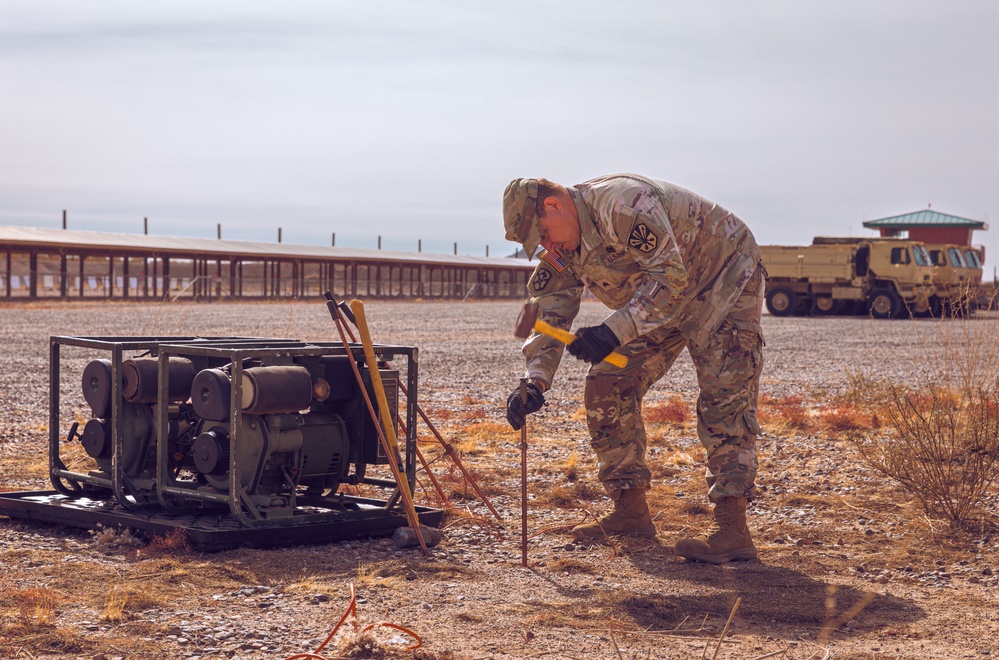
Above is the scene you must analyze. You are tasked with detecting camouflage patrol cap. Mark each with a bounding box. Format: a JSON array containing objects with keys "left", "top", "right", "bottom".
[{"left": 503, "top": 178, "right": 541, "bottom": 261}]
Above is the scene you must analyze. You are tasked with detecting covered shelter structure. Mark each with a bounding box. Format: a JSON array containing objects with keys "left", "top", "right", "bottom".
[
  {"left": 0, "top": 225, "right": 535, "bottom": 301},
  {"left": 862, "top": 210, "right": 988, "bottom": 247}
]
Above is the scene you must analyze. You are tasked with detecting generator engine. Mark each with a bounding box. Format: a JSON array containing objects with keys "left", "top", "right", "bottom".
[
  {"left": 72, "top": 344, "right": 399, "bottom": 516},
  {"left": 78, "top": 356, "right": 200, "bottom": 502},
  {"left": 0, "top": 334, "right": 438, "bottom": 550}
]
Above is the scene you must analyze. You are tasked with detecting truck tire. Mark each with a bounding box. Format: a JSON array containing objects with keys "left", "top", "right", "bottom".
[
  {"left": 766, "top": 286, "right": 798, "bottom": 317},
  {"left": 811, "top": 296, "right": 843, "bottom": 316},
  {"left": 910, "top": 295, "right": 942, "bottom": 318},
  {"left": 869, "top": 289, "right": 901, "bottom": 319}
]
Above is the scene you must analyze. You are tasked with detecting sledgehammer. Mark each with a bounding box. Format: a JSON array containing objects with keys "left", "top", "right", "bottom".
[{"left": 514, "top": 300, "right": 628, "bottom": 368}]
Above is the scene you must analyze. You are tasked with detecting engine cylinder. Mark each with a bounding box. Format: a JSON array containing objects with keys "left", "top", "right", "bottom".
[
  {"left": 241, "top": 366, "right": 313, "bottom": 415},
  {"left": 191, "top": 368, "right": 232, "bottom": 421},
  {"left": 82, "top": 359, "right": 113, "bottom": 417},
  {"left": 81, "top": 418, "right": 112, "bottom": 459},
  {"left": 122, "top": 357, "right": 196, "bottom": 404},
  {"left": 192, "top": 428, "right": 230, "bottom": 477}
]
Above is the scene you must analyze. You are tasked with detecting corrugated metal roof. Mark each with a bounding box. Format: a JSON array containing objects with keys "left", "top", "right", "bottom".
[
  {"left": 862, "top": 210, "right": 988, "bottom": 229},
  {"left": 0, "top": 225, "right": 534, "bottom": 270}
]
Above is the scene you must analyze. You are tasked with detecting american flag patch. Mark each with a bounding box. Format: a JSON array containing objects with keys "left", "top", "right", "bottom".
[{"left": 540, "top": 248, "right": 568, "bottom": 273}]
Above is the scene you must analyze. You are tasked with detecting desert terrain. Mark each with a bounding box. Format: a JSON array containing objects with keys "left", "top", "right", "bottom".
[{"left": 0, "top": 299, "right": 997, "bottom": 659}]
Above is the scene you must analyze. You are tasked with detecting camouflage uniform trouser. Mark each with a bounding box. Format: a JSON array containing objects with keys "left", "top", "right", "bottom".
[{"left": 584, "top": 266, "right": 765, "bottom": 502}]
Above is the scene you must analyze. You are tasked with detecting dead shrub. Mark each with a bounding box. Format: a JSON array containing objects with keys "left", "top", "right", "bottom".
[
  {"left": 7, "top": 587, "right": 57, "bottom": 627},
  {"left": 845, "top": 312, "right": 999, "bottom": 527},
  {"left": 90, "top": 525, "right": 144, "bottom": 552},
  {"left": 136, "top": 528, "right": 190, "bottom": 557},
  {"left": 563, "top": 450, "right": 579, "bottom": 482}
]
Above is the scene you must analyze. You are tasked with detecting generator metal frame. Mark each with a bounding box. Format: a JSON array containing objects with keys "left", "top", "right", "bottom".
[
  {"left": 14, "top": 334, "right": 442, "bottom": 549},
  {"left": 48, "top": 335, "right": 302, "bottom": 508},
  {"left": 49, "top": 335, "right": 295, "bottom": 509}
]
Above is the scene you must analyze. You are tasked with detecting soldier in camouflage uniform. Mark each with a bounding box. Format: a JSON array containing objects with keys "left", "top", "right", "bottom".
[{"left": 503, "top": 174, "right": 765, "bottom": 564}]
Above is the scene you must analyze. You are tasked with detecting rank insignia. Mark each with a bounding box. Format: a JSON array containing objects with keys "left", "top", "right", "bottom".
[
  {"left": 628, "top": 223, "right": 658, "bottom": 253},
  {"left": 531, "top": 268, "right": 552, "bottom": 291}
]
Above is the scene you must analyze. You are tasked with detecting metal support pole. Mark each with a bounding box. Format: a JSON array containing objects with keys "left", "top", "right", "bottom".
[{"left": 520, "top": 377, "right": 529, "bottom": 567}]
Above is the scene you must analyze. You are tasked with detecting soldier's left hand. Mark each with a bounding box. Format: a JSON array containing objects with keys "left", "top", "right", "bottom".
[{"left": 567, "top": 324, "right": 621, "bottom": 364}]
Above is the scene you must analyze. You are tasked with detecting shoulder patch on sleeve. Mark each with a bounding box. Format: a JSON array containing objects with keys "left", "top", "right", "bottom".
[
  {"left": 530, "top": 268, "right": 553, "bottom": 292},
  {"left": 628, "top": 223, "right": 659, "bottom": 253}
]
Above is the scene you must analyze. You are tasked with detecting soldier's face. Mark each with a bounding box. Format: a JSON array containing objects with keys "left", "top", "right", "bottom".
[{"left": 538, "top": 196, "right": 581, "bottom": 253}]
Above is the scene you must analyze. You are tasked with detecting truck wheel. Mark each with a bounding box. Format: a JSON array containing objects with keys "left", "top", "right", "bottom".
[
  {"left": 910, "top": 295, "right": 941, "bottom": 318},
  {"left": 928, "top": 295, "right": 943, "bottom": 318},
  {"left": 869, "top": 289, "right": 901, "bottom": 319},
  {"left": 766, "top": 287, "right": 798, "bottom": 317},
  {"left": 811, "top": 297, "right": 842, "bottom": 316}
]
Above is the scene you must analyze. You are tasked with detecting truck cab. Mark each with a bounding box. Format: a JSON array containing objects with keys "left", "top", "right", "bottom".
[{"left": 925, "top": 243, "right": 981, "bottom": 315}]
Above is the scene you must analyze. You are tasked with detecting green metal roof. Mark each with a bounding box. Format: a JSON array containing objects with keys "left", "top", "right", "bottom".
[{"left": 863, "top": 210, "right": 988, "bottom": 229}]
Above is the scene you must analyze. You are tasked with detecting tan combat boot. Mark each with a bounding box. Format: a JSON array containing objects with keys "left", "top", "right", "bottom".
[
  {"left": 674, "top": 496, "right": 758, "bottom": 564},
  {"left": 571, "top": 488, "right": 656, "bottom": 541}
]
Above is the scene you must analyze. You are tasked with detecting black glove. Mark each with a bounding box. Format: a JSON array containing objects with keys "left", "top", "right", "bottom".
[
  {"left": 506, "top": 382, "right": 546, "bottom": 431},
  {"left": 566, "top": 323, "right": 621, "bottom": 364}
]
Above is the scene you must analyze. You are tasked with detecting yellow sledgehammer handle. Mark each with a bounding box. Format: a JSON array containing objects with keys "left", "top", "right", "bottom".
[
  {"left": 349, "top": 299, "right": 428, "bottom": 554},
  {"left": 350, "top": 301, "right": 402, "bottom": 457},
  {"left": 534, "top": 319, "right": 629, "bottom": 368}
]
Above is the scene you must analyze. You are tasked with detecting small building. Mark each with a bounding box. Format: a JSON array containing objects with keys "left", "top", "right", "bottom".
[{"left": 862, "top": 210, "right": 988, "bottom": 247}]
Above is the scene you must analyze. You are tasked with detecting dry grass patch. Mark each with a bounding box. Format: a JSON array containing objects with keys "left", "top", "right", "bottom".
[
  {"left": 759, "top": 394, "right": 812, "bottom": 433},
  {"left": 453, "top": 421, "right": 509, "bottom": 455},
  {"left": 563, "top": 450, "right": 579, "bottom": 482},
  {"left": 775, "top": 492, "right": 841, "bottom": 509},
  {"left": 644, "top": 396, "right": 690, "bottom": 425},
  {"left": 374, "top": 559, "right": 481, "bottom": 582},
  {"left": 523, "top": 600, "right": 611, "bottom": 628},
  {"left": 533, "top": 480, "right": 605, "bottom": 508},
  {"left": 135, "top": 528, "right": 190, "bottom": 557},
  {"left": 90, "top": 525, "right": 144, "bottom": 552},
  {"left": 0, "top": 626, "right": 93, "bottom": 657},
  {"left": 546, "top": 557, "right": 599, "bottom": 574},
  {"left": 356, "top": 564, "right": 404, "bottom": 589},
  {"left": 817, "top": 404, "right": 876, "bottom": 435},
  {"left": 4, "top": 587, "right": 58, "bottom": 627}
]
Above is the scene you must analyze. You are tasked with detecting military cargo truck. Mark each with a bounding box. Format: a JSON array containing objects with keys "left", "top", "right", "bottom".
[
  {"left": 925, "top": 244, "right": 978, "bottom": 316},
  {"left": 761, "top": 237, "right": 936, "bottom": 318}
]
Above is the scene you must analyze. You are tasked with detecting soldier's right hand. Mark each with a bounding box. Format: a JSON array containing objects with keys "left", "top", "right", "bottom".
[{"left": 505, "top": 382, "right": 546, "bottom": 431}]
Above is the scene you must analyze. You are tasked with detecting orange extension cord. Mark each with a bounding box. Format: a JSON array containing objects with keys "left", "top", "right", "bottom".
[{"left": 282, "top": 584, "right": 423, "bottom": 659}]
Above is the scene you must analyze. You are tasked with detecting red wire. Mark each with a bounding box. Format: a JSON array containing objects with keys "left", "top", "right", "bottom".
[{"left": 281, "top": 583, "right": 423, "bottom": 659}]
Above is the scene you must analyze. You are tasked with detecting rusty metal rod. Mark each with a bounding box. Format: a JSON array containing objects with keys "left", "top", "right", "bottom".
[
  {"left": 398, "top": 414, "right": 451, "bottom": 508},
  {"left": 323, "top": 292, "right": 429, "bottom": 555},
  {"left": 398, "top": 382, "right": 503, "bottom": 521},
  {"left": 520, "top": 377, "right": 528, "bottom": 567},
  {"left": 333, "top": 293, "right": 501, "bottom": 522}
]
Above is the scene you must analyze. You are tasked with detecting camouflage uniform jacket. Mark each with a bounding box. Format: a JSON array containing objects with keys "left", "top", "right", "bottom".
[{"left": 524, "top": 173, "right": 762, "bottom": 386}]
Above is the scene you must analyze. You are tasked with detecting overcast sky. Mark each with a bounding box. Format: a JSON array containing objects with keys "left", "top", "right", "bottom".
[{"left": 1, "top": 1, "right": 997, "bottom": 265}]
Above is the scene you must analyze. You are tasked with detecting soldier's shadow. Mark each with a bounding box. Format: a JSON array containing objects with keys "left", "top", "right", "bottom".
[{"left": 618, "top": 548, "right": 925, "bottom": 636}]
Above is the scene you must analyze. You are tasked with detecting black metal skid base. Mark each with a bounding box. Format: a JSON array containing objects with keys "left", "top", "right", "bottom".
[{"left": 0, "top": 491, "right": 444, "bottom": 552}]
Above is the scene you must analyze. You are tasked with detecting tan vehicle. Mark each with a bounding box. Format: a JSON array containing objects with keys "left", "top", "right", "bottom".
[
  {"left": 925, "top": 244, "right": 979, "bottom": 315},
  {"left": 761, "top": 237, "right": 936, "bottom": 318}
]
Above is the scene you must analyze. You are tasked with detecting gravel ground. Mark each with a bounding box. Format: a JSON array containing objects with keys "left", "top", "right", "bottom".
[{"left": 0, "top": 299, "right": 997, "bottom": 659}]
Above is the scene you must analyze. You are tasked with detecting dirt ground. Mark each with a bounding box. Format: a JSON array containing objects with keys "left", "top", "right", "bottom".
[{"left": 0, "top": 299, "right": 997, "bottom": 660}]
